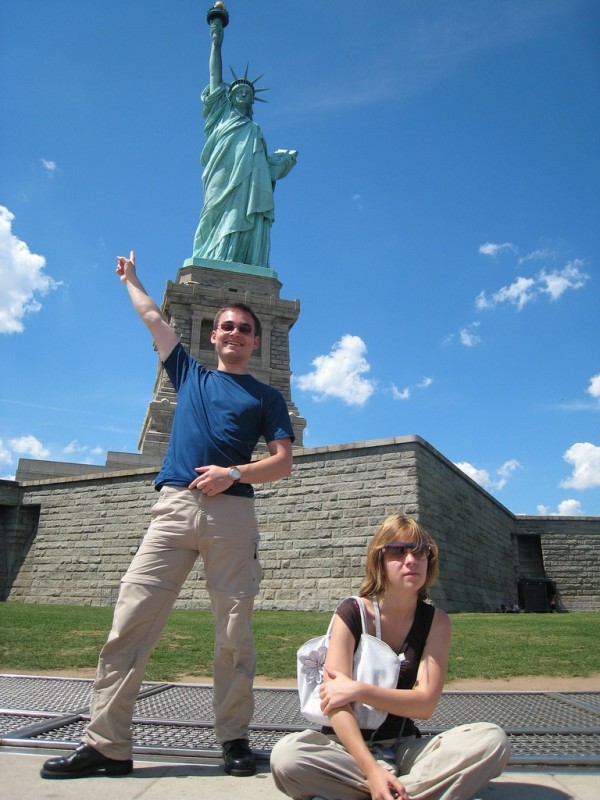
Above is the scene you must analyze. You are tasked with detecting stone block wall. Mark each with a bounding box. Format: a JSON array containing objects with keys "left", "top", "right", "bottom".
[
  {"left": 5, "top": 436, "right": 529, "bottom": 613},
  {"left": 224, "top": 438, "right": 422, "bottom": 611},
  {"left": 515, "top": 516, "right": 600, "bottom": 611},
  {"left": 0, "top": 481, "right": 40, "bottom": 601},
  {"left": 8, "top": 471, "right": 156, "bottom": 605},
  {"left": 413, "top": 441, "right": 517, "bottom": 612}
]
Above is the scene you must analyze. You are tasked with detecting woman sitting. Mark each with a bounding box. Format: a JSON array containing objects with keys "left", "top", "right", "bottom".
[{"left": 270, "top": 513, "right": 510, "bottom": 800}]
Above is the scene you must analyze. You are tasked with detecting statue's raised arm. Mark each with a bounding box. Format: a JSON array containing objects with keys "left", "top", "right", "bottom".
[
  {"left": 208, "top": 17, "right": 224, "bottom": 93},
  {"left": 191, "top": 3, "right": 298, "bottom": 270}
]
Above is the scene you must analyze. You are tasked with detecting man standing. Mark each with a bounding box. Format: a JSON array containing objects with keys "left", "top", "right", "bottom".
[{"left": 41, "top": 251, "right": 294, "bottom": 780}]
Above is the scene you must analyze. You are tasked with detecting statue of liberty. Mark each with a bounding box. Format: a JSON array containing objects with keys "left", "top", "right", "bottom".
[{"left": 192, "top": 4, "right": 298, "bottom": 269}]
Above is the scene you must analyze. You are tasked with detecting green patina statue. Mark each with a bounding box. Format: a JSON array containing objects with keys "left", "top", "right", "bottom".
[{"left": 192, "top": 4, "right": 298, "bottom": 269}]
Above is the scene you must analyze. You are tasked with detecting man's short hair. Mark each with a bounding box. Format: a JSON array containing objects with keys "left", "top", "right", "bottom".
[{"left": 213, "top": 302, "right": 262, "bottom": 338}]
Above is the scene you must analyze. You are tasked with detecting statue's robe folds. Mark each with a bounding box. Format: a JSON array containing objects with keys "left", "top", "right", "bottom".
[{"left": 192, "top": 83, "right": 274, "bottom": 268}]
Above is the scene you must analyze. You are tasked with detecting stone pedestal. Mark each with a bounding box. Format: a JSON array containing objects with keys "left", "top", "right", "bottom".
[{"left": 138, "top": 259, "right": 306, "bottom": 459}]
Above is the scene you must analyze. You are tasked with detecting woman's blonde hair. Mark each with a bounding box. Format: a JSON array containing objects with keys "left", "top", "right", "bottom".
[{"left": 358, "top": 514, "right": 439, "bottom": 601}]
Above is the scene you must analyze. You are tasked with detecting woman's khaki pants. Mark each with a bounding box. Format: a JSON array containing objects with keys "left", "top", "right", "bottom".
[
  {"left": 270, "top": 723, "right": 510, "bottom": 800},
  {"left": 83, "top": 486, "right": 261, "bottom": 760}
]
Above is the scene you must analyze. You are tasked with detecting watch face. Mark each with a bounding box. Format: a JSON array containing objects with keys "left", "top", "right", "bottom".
[{"left": 230, "top": 468, "right": 242, "bottom": 481}]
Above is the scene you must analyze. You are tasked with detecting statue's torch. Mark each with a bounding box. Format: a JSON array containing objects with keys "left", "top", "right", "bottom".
[{"left": 207, "top": 2, "right": 229, "bottom": 27}]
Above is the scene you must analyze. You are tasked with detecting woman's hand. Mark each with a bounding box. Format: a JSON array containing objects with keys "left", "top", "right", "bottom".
[
  {"left": 366, "top": 762, "right": 409, "bottom": 800},
  {"left": 319, "top": 667, "right": 358, "bottom": 715}
]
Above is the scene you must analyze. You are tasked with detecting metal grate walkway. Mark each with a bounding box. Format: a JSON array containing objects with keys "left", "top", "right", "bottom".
[{"left": 1, "top": 674, "right": 599, "bottom": 766}]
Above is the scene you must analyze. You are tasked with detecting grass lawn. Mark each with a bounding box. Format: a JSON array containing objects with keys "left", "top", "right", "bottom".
[{"left": 1, "top": 603, "right": 599, "bottom": 683}]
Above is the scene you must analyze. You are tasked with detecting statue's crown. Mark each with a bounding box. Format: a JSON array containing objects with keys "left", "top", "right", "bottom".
[{"left": 228, "top": 65, "right": 268, "bottom": 102}]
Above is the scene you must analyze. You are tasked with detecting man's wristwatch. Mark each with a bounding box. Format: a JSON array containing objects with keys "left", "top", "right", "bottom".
[{"left": 228, "top": 467, "right": 242, "bottom": 485}]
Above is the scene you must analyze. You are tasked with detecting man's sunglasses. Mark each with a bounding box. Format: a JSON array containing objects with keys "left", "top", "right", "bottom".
[{"left": 217, "top": 321, "right": 254, "bottom": 335}]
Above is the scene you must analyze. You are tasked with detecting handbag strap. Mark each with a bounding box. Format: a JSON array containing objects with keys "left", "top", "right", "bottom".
[
  {"left": 352, "top": 595, "right": 383, "bottom": 640},
  {"left": 371, "top": 594, "right": 383, "bottom": 639}
]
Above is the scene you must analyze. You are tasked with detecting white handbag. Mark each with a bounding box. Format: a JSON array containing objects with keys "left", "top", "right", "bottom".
[{"left": 297, "top": 595, "right": 404, "bottom": 729}]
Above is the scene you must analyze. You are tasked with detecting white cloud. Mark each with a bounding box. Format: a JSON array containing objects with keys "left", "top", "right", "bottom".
[
  {"left": 455, "top": 458, "right": 521, "bottom": 491},
  {"left": 554, "top": 373, "right": 600, "bottom": 411},
  {"left": 1, "top": 434, "right": 106, "bottom": 471},
  {"left": 9, "top": 435, "right": 50, "bottom": 460},
  {"left": 390, "top": 375, "right": 433, "bottom": 401},
  {"left": 296, "top": 334, "right": 375, "bottom": 406},
  {"left": 496, "top": 459, "right": 522, "bottom": 489},
  {"left": 0, "top": 206, "right": 59, "bottom": 333},
  {"left": 391, "top": 384, "right": 410, "bottom": 400},
  {"left": 455, "top": 461, "right": 493, "bottom": 489},
  {"left": 41, "top": 159, "right": 58, "bottom": 176},
  {"left": 63, "top": 440, "right": 104, "bottom": 462},
  {"left": 475, "top": 260, "right": 589, "bottom": 313},
  {"left": 537, "top": 261, "right": 589, "bottom": 300},
  {"left": 518, "top": 247, "right": 556, "bottom": 264},
  {"left": 587, "top": 374, "right": 600, "bottom": 400},
  {"left": 0, "top": 439, "right": 12, "bottom": 467},
  {"left": 64, "top": 439, "right": 87, "bottom": 455},
  {"left": 476, "top": 276, "right": 537, "bottom": 311},
  {"left": 479, "top": 242, "right": 516, "bottom": 257},
  {"left": 537, "top": 499, "right": 583, "bottom": 516},
  {"left": 559, "top": 442, "right": 600, "bottom": 490},
  {"left": 459, "top": 322, "right": 482, "bottom": 347},
  {"left": 557, "top": 499, "right": 583, "bottom": 516}
]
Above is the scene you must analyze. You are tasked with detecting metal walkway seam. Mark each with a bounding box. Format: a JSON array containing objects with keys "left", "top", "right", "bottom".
[{"left": 1, "top": 674, "right": 598, "bottom": 766}]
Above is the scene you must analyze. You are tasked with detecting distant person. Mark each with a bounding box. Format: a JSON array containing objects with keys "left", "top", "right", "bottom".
[
  {"left": 549, "top": 594, "right": 557, "bottom": 613},
  {"left": 271, "top": 514, "right": 510, "bottom": 800},
  {"left": 192, "top": 13, "right": 297, "bottom": 268},
  {"left": 41, "top": 251, "right": 294, "bottom": 780}
]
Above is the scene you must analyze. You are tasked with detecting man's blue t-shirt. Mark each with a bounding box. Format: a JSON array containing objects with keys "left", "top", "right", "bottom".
[{"left": 154, "top": 344, "right": 295, "bottom": 497}]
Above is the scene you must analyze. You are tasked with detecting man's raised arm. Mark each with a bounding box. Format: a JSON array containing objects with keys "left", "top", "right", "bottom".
[{"left": 116, "top": 251, "right": 179, "bottom": 362}]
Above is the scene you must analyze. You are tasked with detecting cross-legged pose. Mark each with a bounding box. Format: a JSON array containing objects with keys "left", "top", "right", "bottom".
[{"left": 271, "top": 514, "right": 510, "bottom": 800}]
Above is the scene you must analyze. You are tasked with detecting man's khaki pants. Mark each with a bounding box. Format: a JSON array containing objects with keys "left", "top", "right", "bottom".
[
  {"left": 271, "top": 723, "right": 510, "bottom": 800},
  {"left": 83, "top": 486, "right": 261, "bottom": 760}
]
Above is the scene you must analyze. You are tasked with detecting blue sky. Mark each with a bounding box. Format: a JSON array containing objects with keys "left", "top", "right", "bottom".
[{"left": 1, "top": 0, "right": 599, "bottom": 516}]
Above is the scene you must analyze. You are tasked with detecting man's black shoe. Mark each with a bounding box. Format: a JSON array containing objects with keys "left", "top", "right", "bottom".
[
  {"left": 222, "top": 738, "right": 256, "bottom": 776},
  {"left": 40, "top": 742, "right": 133, "bottom": 779}
]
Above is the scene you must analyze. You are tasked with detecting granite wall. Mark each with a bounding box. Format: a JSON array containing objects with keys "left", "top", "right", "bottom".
[{"left": 3, "top": 437, "right": 598, "bottom": 612}]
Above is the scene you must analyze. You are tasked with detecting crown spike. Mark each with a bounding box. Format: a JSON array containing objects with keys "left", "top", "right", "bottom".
[{"left": 227, "top": 64, "right": 269, "bottom": 99}]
